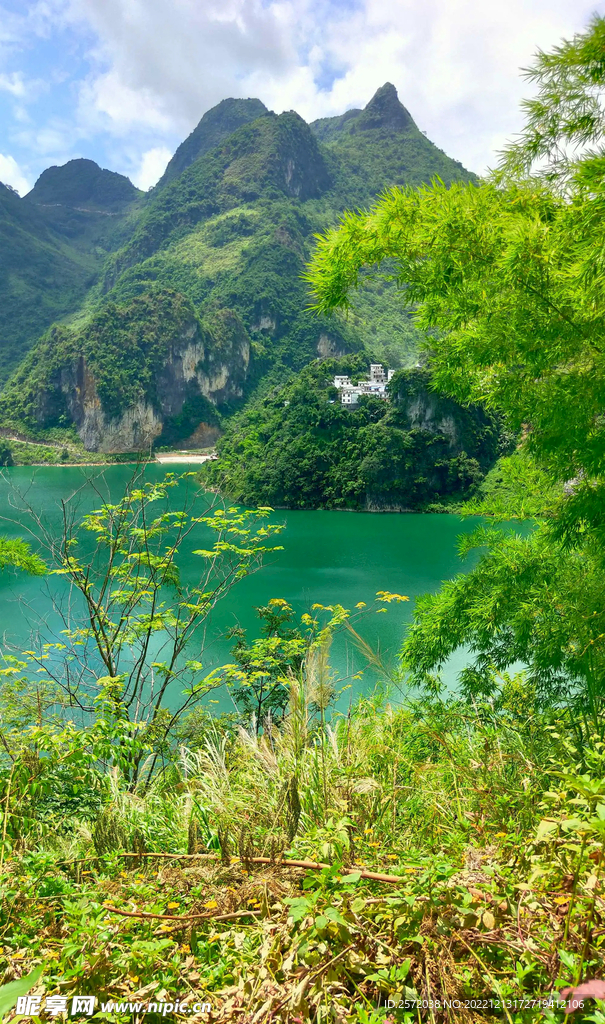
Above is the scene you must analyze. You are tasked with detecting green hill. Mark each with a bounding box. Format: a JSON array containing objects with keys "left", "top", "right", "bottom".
[
  {"left": 0, "top": 84, "right": 476, "bottom": 452},
  {"left": 0, "top": 160, "right": 143, "bottom": 383},
  {"left": 0, "top": 181, "right": 94, "bottom": 383},
  {"left": 202, "top": 360, "right": 499, "bottom": 510}
]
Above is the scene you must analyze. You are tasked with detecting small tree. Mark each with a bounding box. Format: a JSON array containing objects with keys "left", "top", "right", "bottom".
[
  {"left": 225, "top": 599, "right": 310, "bottom": 727},
  {"left": 9, "top": 469, "right": 282, "bottom": 789}
]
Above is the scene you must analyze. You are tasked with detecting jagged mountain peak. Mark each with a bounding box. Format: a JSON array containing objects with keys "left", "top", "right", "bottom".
[
  {"left": 353, "top": 82, "right": 416, "bottom": 133},
  {"left": 310, "top": 82, "right": 415, "bottom": 142},
  {"left": 25, "top": 158, "right": 140, "bottom": 211},
  {"left": 157, "top": 96, "right": 270, "bottom": 188}
]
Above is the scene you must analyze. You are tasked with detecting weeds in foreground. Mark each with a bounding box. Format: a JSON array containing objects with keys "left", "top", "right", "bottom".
[{"left": 1, "top": 670, "right": 605, "bottom": 1022}]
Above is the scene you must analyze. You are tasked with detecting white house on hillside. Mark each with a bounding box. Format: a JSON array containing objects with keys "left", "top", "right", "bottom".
[{"left": 333, "top": 364, "right": 396, "bottom": 405}]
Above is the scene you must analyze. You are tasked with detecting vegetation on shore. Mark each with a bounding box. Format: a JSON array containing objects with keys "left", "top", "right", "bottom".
[
  {"left": 3, "top": 16, "right": 605, "bottom": 1024},
  {"left": 203, "top": 359, "right": 500, "bottom": 511}
]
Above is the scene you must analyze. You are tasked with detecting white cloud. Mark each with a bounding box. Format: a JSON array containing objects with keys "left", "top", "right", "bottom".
[
  {"left": 67, "top": 0, "right": 293, "bottom": 135},
  {"left": 61, "top": 0, "right": 605, "bottom": 175},
  {"left": 3, "top": 0, "right": 605, "bottom": 181},
  {"left": 0, "top": 71, "right": 27, "bottom": 97},
  {"left": 0, "top": 152, "right": 31, "bottom": 194},
  {"left": 133, "top": 145, "right": 172, "bottom": 190}
]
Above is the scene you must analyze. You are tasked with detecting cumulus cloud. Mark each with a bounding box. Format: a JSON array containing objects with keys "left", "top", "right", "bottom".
[
  {"left": 2, "top": 0, "right": 604, "bottom": 183},
  {"left": 68, "top": 0, "right": 293, "bottom": 134},
  {"left": 61, "top": 0, "right": 604, "bottom": 174},
  {"left": 133, "top": 145, "right": 172, "bottom": 190},
  {"left": 0, "top": 72, "right": 27, "bottom": 97},
  {"left": 0, "top": 153, "right": 31, "bottom": 194}
]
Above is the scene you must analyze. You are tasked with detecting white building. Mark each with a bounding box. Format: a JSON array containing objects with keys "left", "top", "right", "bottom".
[
  {"left": 370, "top": 364, "right": 387, "bottom": 382},
  {"left": 333, "top": 364, "right": 392, "bottom": 405},
  {"left": 341, "top": 389, "right": 359, "bottom": 405}
]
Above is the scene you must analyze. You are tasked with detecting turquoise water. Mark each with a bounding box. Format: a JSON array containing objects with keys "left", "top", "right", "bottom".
[{"left": 0, "top": 464, "right": 493, "bottom": 711}]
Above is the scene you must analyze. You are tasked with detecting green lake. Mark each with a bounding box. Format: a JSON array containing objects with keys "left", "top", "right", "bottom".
[{"left": 0, "top": 464, "right": 494, "bottom": 711}]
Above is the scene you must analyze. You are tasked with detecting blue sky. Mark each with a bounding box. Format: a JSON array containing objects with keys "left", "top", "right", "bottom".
[{"left": 0, "top": 0, "right": 602, "bottom": 195}]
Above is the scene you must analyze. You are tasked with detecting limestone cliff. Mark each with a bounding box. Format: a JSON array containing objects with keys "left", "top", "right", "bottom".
[{"left": 0, "top": 291, "right": 250, "bottom": 452}]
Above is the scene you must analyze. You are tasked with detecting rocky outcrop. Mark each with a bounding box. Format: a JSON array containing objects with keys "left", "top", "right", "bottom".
[
  {"left": 389, "top": 368, "right": 499, "bottom": 469},
  {"left": 27, "top": 304, "right": 250, "bottom": 452},
  {"left": 317, "top": 332, "right": 348, "bottom": 359},
  {"left": 403, "top": 394, "right": 460, "bottom": 446}
]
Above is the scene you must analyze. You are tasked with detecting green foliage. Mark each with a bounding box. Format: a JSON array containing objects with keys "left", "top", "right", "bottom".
[
  {"left": 0, "top": 183, "right": 97, "bottom": 383},
  {"left": 3, "top": 470, "right": 283, "bottom": 789},
  {"left": 0, "top": 160, "right": 144, "bottom": 384},
  {"left": 223, "top": 598, "right": 349, "bottom": 726},
  {"left": 1, "top": 289, "right": 205, "bottom": 423},
  {"left": 204, "top": 360, "right": 499, "bottom": 509},
  {"left": 465, "top": 449, "right": 564, "bottom": 518},
  {"left": 306, "top": 15, "right": 605, "bottom": 712},
  {"left": 224, "top": 599, "right": 308, "bottom": 723},
  {"left": 400, "top": 525, "right": 605, "bottom": 717},
  {"left": 0, "top": 676, "right": 602, "bottom": 1021},
  {"left": 0, "top": 965, "right": 43, "bottom": 1016},
  {"left": 0, "top": 536, "right": 46, "bottom": 575}
]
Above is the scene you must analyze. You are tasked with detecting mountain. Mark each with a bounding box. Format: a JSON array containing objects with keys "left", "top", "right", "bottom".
[
  {"left": 0, "top": 84, "right": 475, "bottom": 452},
  {"left": 0, "top": 160, "right": 143, "bottom": 383},
  {"left": 25, "top": 158, "right": 140, "bottom": 211},
  {"left": 23, "top": 158, "right": 144, "bottom": 252},
  {"left": 0, "top": 181, "right": 95, "bottom": 383},
  {"left": 311, "top": 83, "right": 471, "bottom": 202},
  {"left": 157, "top": 97, "right": 269, "bottom": 188}
]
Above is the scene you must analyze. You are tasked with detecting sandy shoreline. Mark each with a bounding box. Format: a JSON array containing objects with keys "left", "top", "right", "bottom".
[
  {"left": 154, "top": 454, "right": 216, "bottom": 464},
  {"left": 2, "top": 450, "right": 217, "bottom": 469}
]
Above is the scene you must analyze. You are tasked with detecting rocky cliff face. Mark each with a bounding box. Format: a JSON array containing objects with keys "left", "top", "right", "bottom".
[
  {"left": 58, "top": 315, "right": 250, "bottom": 452},
  {"left": 5, "top": 292, "right": 251, "bottom": 452},
  {"left": 389, "top": 368, "right": 499, "bottom": 466}
]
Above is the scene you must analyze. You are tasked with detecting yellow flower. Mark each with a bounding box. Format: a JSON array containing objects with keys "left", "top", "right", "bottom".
[
  {"left": 167, "top": 902, "right": 180, "bottom": 910},
  {"left": 203, "top": 900, "right": 218, "bottom": 910}
]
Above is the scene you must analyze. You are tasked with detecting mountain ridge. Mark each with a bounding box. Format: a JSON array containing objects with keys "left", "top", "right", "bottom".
[
  {"left": 157, "top": 97, "right": 270, "bottom": 189},
  {"left": 0, "top": 83, "right": 476, "bottom": 453}
]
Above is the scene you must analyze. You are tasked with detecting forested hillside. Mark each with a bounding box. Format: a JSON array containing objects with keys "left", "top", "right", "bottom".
[
  {"left": 0, "top": 84, "right": 473, "bottom": 454},
  {"left": 0, "top": 180, "right": 95, "bottom": 383},
  {"left": 204, "top": 359, "right": 500, "bottom": 509},
  {"left": 0, "top": 161, "right": 143, "bottom": 383}
]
